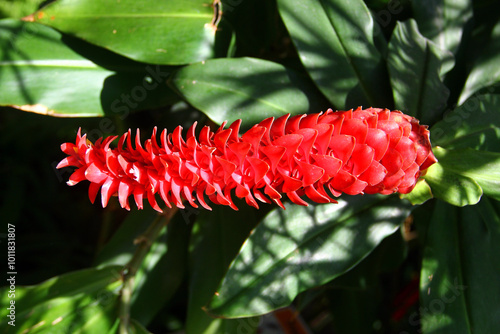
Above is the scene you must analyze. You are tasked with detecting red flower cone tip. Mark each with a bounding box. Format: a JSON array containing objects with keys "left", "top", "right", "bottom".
[{"left": 57, "top": 107, "right": 437, "bottom": 212}]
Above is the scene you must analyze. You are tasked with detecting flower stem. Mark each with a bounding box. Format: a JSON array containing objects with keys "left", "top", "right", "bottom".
[{"left": 119, "top": 207, "right": 178, "bottom": 334}]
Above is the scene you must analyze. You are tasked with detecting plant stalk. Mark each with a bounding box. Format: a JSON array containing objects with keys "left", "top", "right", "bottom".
[{"left": 119, "top": 207, "right": 178, "bottom": 334}]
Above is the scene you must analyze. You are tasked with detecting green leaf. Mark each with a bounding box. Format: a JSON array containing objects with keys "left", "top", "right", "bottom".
[
  {"left": 400, "top": 179, "right": 434, "bottom": 205},
  {"left": 419, "top": 198, "right": 500, "bottom": 333},
  {"left": 186, "top": 202, "right": 260, "bottom": 334},
  {"left": 311, "top": 230, "right": 407, "bottom": 334},
  {"left": 431, "top": 94, "right": 500, "bottom": 152},
  {"left": 431, "top": 147, "right": 500, "bottom": 202},
  {"left": 0, "top": 19, "right": 175, "bottom": 117},
  {"left": 0, "top": 266, "right": 122, "bottom": 333},
  {"left": 170, "top": 57, "right": 327, "bottom": 127},
  {"left": 30, "top": 0, "right": 219, "bottom": 65},
  {"left": 0, "top": 19, "right": 112, "bottom": 116},
  {"left": 277, "top": 0, "right": 390, "bottom": 108},
  {"left": 459, "top": 20, "right": 500, "bottom": 104},
  {"left": 206, "top": 195, "right": 412, "bottom": 318},
  {"left": 424, "top": 159, "right": 482, "bottom": 206},
  {"left": 412, "top": 0, "right": 473, "bottom": 58},
  {"left": 387, "top": 20, "right": 453, "bottom": 125}
]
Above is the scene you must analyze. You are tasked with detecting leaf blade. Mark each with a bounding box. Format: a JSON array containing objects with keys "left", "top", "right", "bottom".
[
  {"left": 31, "top": 0, "right": 218, "bottom": 65},
  {"left": 419, "top": 198, "right": 500, "bottom": 333},
  {"left": 387, "top": 20, "right": 452, "bottom": 125},
  {"left": 459, "top": 20, "right": 500, "bottom": 104},
  {"left": 0, "top": 266, "right": 122, "bottom": 333},
  {"left": 0, "top": 19, "right": 112, "bottom": 117},
  {"left": 170, "top": 57, "right": 327, "bottom": 127},
  {"left": 207, "top": 195, "right": 412, "bottom": 318},
  {"left": 277, "top": 0, "right": 390, "bottom": 108},
  {"left": 431, "top": 94, "right": 500, "bottom": 152}
]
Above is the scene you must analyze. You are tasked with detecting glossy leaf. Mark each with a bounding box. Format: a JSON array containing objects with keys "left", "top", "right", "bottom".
[
  {"left": 431, "top": 147, "right": 500, "bottom": 202},
  {"left": 0, "top": 266, "right": 122, "bottom": 333},
  {"left": 277, "top": 0, "right": 390, "bottom": 108},
  {"left": 431, "top": 94, "right": 500, "bottom": 152},
  {"left": 30, "top": 0, "right": 219, "bottom": 65},
  {"left": 387, "top": 20, "right": 453, "bottom": 125},
  {"left": 0, "top": 19, "right": 175, "bottom": 117},
  {"left": 424, "top": 158, "right": 482, "bottom": 206},
  {"left": 206, "top": 195, "right": 412, "bottom": 318},
  {"left": 412, "top": 0, "right": 472, "bottom": 58},
  {"left": 303, "top": 230, "right": 408, "bottom": 334},
  {"left": 419, "top": 198, "right": 500, "bottom": 333},
  {"left": 459, "top": 20, "right": 500, "bottom": 104},
  {"left": 170, "top": 57, "right": 327, "bottom": 127},
  {"left": 401, "top": 179, "right": 434, "bottom": 205},
  {"left": 0, "top": 19, "right": 112, "bottom": 116},
  {"left": 186, "top": 202, "right": 260, "bottom": 334}
]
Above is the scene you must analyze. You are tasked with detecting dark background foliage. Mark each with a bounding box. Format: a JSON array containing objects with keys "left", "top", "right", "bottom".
[{"left": 1, "top": 0, "right": 500, "bottom": 333}]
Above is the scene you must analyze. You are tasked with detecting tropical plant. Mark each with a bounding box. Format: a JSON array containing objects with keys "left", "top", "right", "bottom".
[{"left": 1, "top": 0, "right": 499, "bottom": 333}]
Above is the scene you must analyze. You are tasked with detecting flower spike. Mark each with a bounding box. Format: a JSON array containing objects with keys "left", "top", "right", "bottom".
[{"left": 57, "top": 107, "right": 437, "bottom": 212}]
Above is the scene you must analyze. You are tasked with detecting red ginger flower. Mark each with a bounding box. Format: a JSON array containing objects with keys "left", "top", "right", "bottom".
[{"left": 57, "top": 107, "right": 437, "bottom": 212}]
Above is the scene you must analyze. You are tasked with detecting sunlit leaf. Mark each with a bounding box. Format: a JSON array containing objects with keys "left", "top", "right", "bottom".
[
  {"left": 424, "top": 159, "right": 482, "bottom": 207},
  {"left": 0, "top": 266, "right": 122, "bottom": 333},
  {"left": 431, "top": 147, "right": 500, "bottom": 202},
  {"left": 0, "top": 19, "right": 112, "bottom": 116},
  {"left": 387, "top": 20, "right": 453, "bottom": 125},
  {"left": 412, "top": 0, "right": 472, "bottom": 58},
  {"left": 459, "top": 20, "right": 500, "bottom": 104},
  {"left": 431, "top": 94, "right": 500, "bottom": 152},
  {"left": 277, "top": 0, "right": 390, "bottom": 108},
  {"left": 206, "top": 195, "right": 412, "bottom": 318},
  {"left": 0, "top": 19, "right": 176, "bottom": 117},
  {"left": 401, "top": 179, "right": 434, "bottom": 205},
  {"left": 171, "top": 57, "right": 327, "bottom": 127},
  {"left": 30, "top": 0, "right": 219, "bottom": 65},
  {"left": 186, "top": 202, "right": 260, "bottom": 334},
  {"left": 419, "top": 198, "right": 500, "bottom": 333}
]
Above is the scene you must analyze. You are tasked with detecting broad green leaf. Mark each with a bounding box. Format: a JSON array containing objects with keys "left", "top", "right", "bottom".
[
  {"left": 186, "top": 202, "right": 260, "bottom": 334},
  {"left": 317, "top": 229, "right": 408, "bottom": 334},
  {"left": 277, "top": 0, "right": 390, "bottom": 108},
  {"left": 400, "top": 179, "right": 434, "bottom": 205},
  {"left": 30, "top": 0, "right": 219, "bottom": 65},
  {"left": 0, "top": 266, "right": 122, "bottom": 333},
  {"left": 296, "top": 227, "right": 409, "bottom": 331},
  {"left": 0, "top": 19, "right": 175, "bottom": 117},
  {"left": 206, "top": 195, "right": 412, "bottom": 318},
  {"left": 0, "top": 19, "right": 112, "bottom": 116},
  {"left": 431, "top": 94, "right": 500, "bottom": 152},
  {"left": 432, "top": 147, "right": 500, "bottom": 201},
  {"left": 459, "top": 20, "right": 500, "bottom": 104},
  {"left": 424, "top": 160, "right": 481, "bottom": 206},
  {"left": 419, "top": 198, "right": 500, "bottom": 333},
  {"left": 170, "top": 57, "right": 327, "bottom": 127},
  {"left": 412, "top": 0, "right": 472, "bottom": 58},
  {"left": 387, "top": 20, "right": 453, "bottom": 125}
]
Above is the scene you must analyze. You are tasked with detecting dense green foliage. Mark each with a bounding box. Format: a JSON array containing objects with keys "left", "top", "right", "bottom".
[{"left": 1, "top": 0, "right": 500, "bottom": 333}]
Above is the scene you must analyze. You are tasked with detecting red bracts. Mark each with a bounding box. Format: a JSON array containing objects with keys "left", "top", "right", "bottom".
[{"left": 57, "top": 107, "right": 437, "bottom": 211}]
